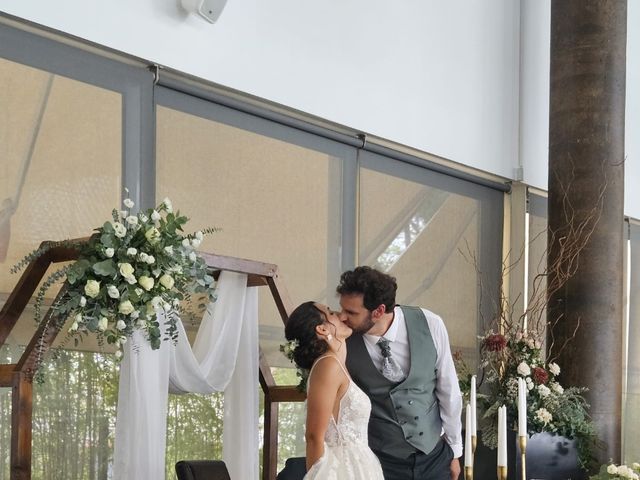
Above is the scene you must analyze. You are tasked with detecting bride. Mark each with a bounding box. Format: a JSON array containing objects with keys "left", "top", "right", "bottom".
[{"left": 284, "top": 301, "right": 384, "bottom": 480}]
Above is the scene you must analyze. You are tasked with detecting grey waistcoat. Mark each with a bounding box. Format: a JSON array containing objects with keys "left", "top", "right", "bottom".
[{"left": 346, "top": 305, "right": 442, "bottom": 458}]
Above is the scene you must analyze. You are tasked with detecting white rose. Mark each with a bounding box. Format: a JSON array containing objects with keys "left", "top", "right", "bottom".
[
  {"left": 159, "top": 274, "right": 175, "bottom": 290},
  {"left": 113, "top": 222, "right": 127, "bottom": 238},
  {"left": 97, "top": 317, "right": 108, "bottom": 332},
  {"left": 107, "top": 285, "right": 120, "bottom": 299},
  {"left": 195, "top": 231, "right": 203, "bottom": 241},
  {"left": 535, "top": 407, "right": 552, "bottom": 425},
  {"left": 119, "top": 262, "right": 135, "bottom": 278},
  {"left": 551, "top": 382, "right": 564, "bottom": 394},
  {"left": 163, "top": 197, "right": 173, "bottom": 213},
  {"left": 191, "top": 238, "right": 201, "bottom": 248},
  {"left": 189, "top": 251, "right": 197, "bottom": 262},
  {"left": 127, "top": 247, "right": 137, "bottom": 256},
  {"left": 633, "top": 463, "right": 640, "bottom": 470},
  {"left": 182, "top": 238, "right": 190, "bottom": 247},
  {"left": 138, "top": 276, "right": 154, "bottom": 291},
  {"left": 69, "top": 321, "right": 79, "bottom": 332},
  {"left": 145, "top": 255, "right": 155, "bottom": 265},
  {"left": 104, "top": 248, "right": 115, "bottom": 258},
  {"left": 607, "top": 465, "right": 618, "bottom": 475},
  {"left": 123, "top": 198, "right": 134, "bottom": 208},
  {"left": 517, "top": 362, "right": 531, "bottom": 376},
  {"left": 115, "top": 350, "right": 123, "bottom": 359},
  {"left": 125, "top": 215, "right": 138, "bottom": 226},
  {"left": 84, "top": 280, "right": 101, "bottom": 298},
  {"left": 116, "top": 319, "right": 127, "bottom": 330},
  {"left": 79, "top": 296, "right": 87, "bottom": 307},
  {"left": 125, "top": 275, "right": 137, "bottom": 284},
  {"left": 130, "top": 310, "right": 140, "bottom": 319},
  {"left": 151, "top": 210, "right": 161, "bottom": 222},
  {"left": 150, "top": 296, "right": 163, "bottom": 309},
  {"left": 164, "top": 246, "right": 173, "bottom": 255},
  {"left": 619, "top": 466, "right": 632, "bottom": 477},
  {"left": 119, "top": 300, "right": 135, "bottom": 315},
  {"left": 548, "top": 362, "right": 561, "bottom": 376},
  {"left": 119, "top": 210, "right": 128, "bottom": 219},
  {"left": 138, "top": 252, "right": 149, "bottom": 262},
  {"left": 145, "top": 227, "right": 160, "bottom": 244},
  {"left": 537, "top": 384, "right": 551, "bottom": 398},
  {"left": 172, "top": 298, "right": 181, "bottom": 308},
  {"left": 162, "top": 301, "right": 171, "bottom": 311}
]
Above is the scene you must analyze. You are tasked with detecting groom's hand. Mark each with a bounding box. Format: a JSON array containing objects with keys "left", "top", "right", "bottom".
[{"left": 450, "top": 457, "right": 461, "bottom": 480}]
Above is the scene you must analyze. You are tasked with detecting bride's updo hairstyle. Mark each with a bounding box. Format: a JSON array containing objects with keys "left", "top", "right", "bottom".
[{"left": 285, "top": 301, "right": 329, "bottom": 370}]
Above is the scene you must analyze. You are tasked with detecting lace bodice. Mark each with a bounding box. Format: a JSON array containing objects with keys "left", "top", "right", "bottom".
[{"left": 309, "top": 356, "right": 371, "bottom": 447}]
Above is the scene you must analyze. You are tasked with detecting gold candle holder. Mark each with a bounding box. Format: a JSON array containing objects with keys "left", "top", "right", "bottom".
[
  {"left": 472, "top": 435, "right": 477, "bottom": 455},
  {"left": 519, "top": 435, "right": 527, "bottom": 480},
  {"left": 497, "top": 465, "right": 508, "bottom": 480},
  {"left": 465, "top": 466, "right": 474, "bottom": 480}
]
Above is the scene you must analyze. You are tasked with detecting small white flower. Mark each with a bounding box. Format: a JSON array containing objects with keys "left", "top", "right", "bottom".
[
  {"left": 195, "top": 231, "right": 204, "bottom": 241},
  {"left": 159, "top": 274, "right": 175, "bottom": 290},
  {"left": 535, "top": 407, "right": 552, "bottom": 425},
  {"left": 152, "top": 268, "right": 161, "bottom": 277},
  {"left": 189, "top": 252, "right": 197, "bottom": 262},
  {"left": 127, "top": 247, "right": 137, "bottom": 256},
  {"left": 145, "top": 255, "right": 155, "bottom": 265},
  {"left": 151, "top": 296, "right": 164, "bottom": 309},
  {"left": 138, "top": 252, "right": 149, "bottom": 262},
  {"left": 537, "top": 384, "right": 551, "bottom": 398},
  {"left": 169, "top": 265, "right": 183, "bottom": 274},
  {"left": 107, "top": 285, "right": 120, "bottom": 299},
  {"left": 151, "top": 210, "right": 161, "bottom": 222},
  {"left": 163, "top": 197, "right": 173, "bottom": 213},
  {"left": 119, "top": 336, "right": 127, "bottom": 345},
  {"left": 119, "top": 210, "right": 128, "bottom": 219},
  {"left": 126, "top": 215, "right": 138, "bottom": 226},
  {"left": 119, "top": 262, "right": 135, "bottom": 278},
  {"left": 119, "top": 300, "right": 135, "bottom": 315},
  {"left": 84, "top": 280, "right": 101, "bottom": 298},
  {"left": 551, "top": 382, "right": 564, "bottom": 394},
  {"left": 633, "top": 462, "right": 640, "bottom": 470},
  {"left": 115, "top": 350, "right": 123, "bottom": 359},
  {"left": 116, "top": 319, "right": 127, "bottom": 330},
  {"left": 69, "top": 321, "right": 79, "bottom": 332},
  {"left": 164, "top": 246, "right": 173, "bottom": 255},
  {"left": 139, "top": 214, "right": 148, "bottom": 223},
  {"left": 607, "top": 464, "right": 618, "bottom": 475},
  {"left": 125, "top": 275, "right": 137, "bottom": 284},
  {"left": 548, "top": 362, "right": 561, "bottom": 376},
  {"left": 182, "top": 238, "right": 190, "bottom": 247},
  {"left": 191, "top": 238, "right": 201, "bottom": 248},
  {"left": 104, "top": 247, "right": 115, "bottom": 258},
  {"left": 123, "top": 198, "right": 134, "bottom": 208},
  {"left": 136, "top": 319, "right": 146, "bottom": 327},
  {"left": 517, "top": 362, "right": 531, "bottom": 376},
  {"left": 97, "top": 317, "right": 108, "bottom": 332},
  {"left": 79, "top": 296, "right": 87, "bottom": 307},
  {"left": 162, "top": 301, "right": 171, "bottom": 311},
  {"left": 172, "top": 299, "right": 180, "bottom": 308},
  {"left": 138, "top": 276, "right": 154, "bottom": 291},
  {"left": 130, "top": 310, "right": 140, "bottom": 319},
  {"left": 113, "top": 222, "right": 127, "bottom": 238}
]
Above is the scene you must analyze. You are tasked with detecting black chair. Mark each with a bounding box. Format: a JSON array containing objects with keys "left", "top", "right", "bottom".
[
  {"left": 276, "top": 457, "right": 306, "bottom": 480},
  {"left": 175, "top": 460, "right": 231, "bottom": 480}
]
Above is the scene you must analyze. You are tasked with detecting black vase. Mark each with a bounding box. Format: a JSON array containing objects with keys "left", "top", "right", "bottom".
[{"left": 463, "top": 430, "right": 586, "bottom": 480}]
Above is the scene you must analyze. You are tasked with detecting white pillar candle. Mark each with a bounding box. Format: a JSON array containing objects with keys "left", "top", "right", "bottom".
[
  {"left": 465, "top": 403, "right": 473, "bottom": 467},
  {"left": 497, "top": 406, "right": 507, "bottom": 467},
  {"left": 470, "top": 375, "right": 477, "bottom": 437},
  {"left": 518, "top": 377, "right": 527, "bottom": 437}
]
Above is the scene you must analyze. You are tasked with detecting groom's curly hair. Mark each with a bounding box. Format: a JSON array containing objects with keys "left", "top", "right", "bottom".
[
  {"left": 336, "top": 266, "right": 397, "bottom": 312},
  {"left": 285, "top": 301, "right": 329, "bottom": 370}
]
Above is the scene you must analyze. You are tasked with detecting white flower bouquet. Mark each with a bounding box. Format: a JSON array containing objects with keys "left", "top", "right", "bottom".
[
  {"left": 590, "top": 462, "right": 640, "bottom": 480},
  {"left": 12, "top": 195, "right": 217, "bottom": 356}
]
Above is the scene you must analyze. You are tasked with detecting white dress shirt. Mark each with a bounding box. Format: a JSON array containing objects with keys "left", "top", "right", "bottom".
[{"left": 362, "top": 306, "right": 463, "bottom": 458}]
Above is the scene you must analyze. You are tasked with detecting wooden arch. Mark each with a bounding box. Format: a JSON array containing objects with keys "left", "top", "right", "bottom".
[{"left": 0, "top": 241, "right": 305, "bottom": 480}]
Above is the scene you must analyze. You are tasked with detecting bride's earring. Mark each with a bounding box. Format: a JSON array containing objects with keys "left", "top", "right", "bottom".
[{"left": 327, "top": 334, "right": 333, "bottom": 342}]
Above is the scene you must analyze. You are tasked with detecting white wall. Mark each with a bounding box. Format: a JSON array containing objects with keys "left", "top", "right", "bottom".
[{"left": 0, "top": 0, "right": 637, "bottom": 217}]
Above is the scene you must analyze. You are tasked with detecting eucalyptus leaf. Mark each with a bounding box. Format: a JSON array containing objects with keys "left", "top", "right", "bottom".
[{"left": 93, "top": 259, "right": 116, "bottom": 276}]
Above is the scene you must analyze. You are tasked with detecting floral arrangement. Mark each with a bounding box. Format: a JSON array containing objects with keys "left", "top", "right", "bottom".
[
  {"left": 590, "top": 462, "right": 640, "bottom": 480},
  {"left": 455, "top": 328, "right": 598, "bottom": 468},
  {"left": 279, "top": 339, "right": 309, "bottom": 392},
  {"left": 12, "top": 195, "right": 217, "bottom": 357}
]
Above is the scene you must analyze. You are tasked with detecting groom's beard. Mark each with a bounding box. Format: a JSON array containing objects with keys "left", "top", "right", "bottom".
[{"left": 352, "top": 311, "right": 375, "bottom": 334}]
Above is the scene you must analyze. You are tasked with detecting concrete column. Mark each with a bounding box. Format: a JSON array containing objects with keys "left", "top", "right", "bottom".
[{"left": 548, "top": 0, "right": 626, "bottom": 463}]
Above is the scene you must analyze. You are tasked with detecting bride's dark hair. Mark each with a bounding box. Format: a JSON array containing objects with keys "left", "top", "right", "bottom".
[{"left": 285, "top": 301, "right": 329, "bottom": 370}]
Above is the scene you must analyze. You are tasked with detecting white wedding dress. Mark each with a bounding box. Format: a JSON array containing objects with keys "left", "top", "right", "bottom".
[{"left": 304, "top": 356, "right": 384, "bottom": 480}]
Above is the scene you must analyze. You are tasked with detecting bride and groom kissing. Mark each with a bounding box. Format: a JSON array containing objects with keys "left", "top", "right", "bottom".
[{"left": 284, "top": 266, "right": 463, "bottom": 480}]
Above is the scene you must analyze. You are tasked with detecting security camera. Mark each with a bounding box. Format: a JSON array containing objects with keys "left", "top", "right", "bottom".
[{"left": 181, "top": 0, "right": 228, "bottom": 23}]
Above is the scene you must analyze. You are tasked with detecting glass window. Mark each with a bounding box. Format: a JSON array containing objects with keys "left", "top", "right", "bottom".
[
  {"left": 624, "top": 222, "right": 640, "bottom": 462},
  {"left": 358, "top": 151, "right": 503, "bottom": 369},
  {"left": 527, "top": 193, "right": 548, "bottom": 340}
]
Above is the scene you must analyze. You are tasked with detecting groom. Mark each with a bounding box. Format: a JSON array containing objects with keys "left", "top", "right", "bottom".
[{"left": 337, "top": 266, "right": 462, "bottom": 480}]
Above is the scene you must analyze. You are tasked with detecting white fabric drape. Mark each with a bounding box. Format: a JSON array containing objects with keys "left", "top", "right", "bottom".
[{"left": 113, "top": 271, "right": 259, "bottom": 480}]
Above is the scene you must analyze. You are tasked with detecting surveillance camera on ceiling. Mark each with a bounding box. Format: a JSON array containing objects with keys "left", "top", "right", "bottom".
[{"left": 181, "top": 0, "right": 228, "bottom": 24}]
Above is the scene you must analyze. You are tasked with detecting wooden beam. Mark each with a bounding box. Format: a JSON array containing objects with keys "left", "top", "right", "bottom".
[
  {"left": 11, "top": 372, "right": 32, "bottom": 480},
  {"left": 262, "top": 395, "right": 278, "bottom": 480},
  {"left": 267, "top": 385, "right": 306, "bottom": 403},
  {"left": 0, "top": 364, "right": 16, "bottom": 387},
  {"left": 266, "top": 269, "right": 294, "bottom": 323},
  {"left": 199, "top": 252, "right": 279, "bottom": 278}
]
